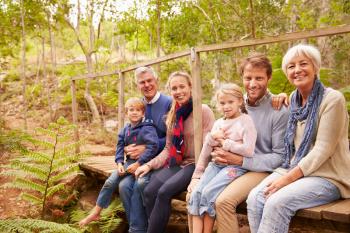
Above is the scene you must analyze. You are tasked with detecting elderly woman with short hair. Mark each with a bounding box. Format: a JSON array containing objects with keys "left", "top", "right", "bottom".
[{"left": 246, "top": 44, "right": 350, "bottom": 233}]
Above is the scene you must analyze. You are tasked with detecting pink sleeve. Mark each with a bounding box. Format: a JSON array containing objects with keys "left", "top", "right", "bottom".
[
  {"left": 192, "top": 105, "right": 216, "bottom": 179},
  {"left": 222, "top": 115, "right": 257, "bottom": 157}
]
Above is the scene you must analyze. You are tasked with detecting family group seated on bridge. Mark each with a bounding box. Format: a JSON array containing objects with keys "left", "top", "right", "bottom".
[{"left": 79, "top": 44, "right": 350, "bottom": 233}]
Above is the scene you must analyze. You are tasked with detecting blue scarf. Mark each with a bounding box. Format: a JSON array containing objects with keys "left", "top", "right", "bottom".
[{"left": 282, "top": 78, "right": 325, "bottom": 169}]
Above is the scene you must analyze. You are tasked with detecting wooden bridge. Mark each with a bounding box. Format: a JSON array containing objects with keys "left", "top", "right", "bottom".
[{"left": 79, "top": 155, "right": 350, "bottom": 232}]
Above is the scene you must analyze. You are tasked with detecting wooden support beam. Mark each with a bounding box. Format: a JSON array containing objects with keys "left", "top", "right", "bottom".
[
  {"left": 118, "top": 72, "right": 125, "bottom": 133},
  {"left": 190, "top": 48, "right": 203, "bottom": 162},
  {"left": 196, "top": 25, "right": 350, "bottom": 53},
  {"left": 71, "top": 80, "right": 80, "bottom": 153}
]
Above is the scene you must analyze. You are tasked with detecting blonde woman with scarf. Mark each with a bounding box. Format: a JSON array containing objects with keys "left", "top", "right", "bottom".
[{"left": 135, "top": 71, "right": 215, "bottom": 233}]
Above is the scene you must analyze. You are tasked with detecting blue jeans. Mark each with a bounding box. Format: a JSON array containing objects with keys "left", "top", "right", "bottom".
[
  {"left": 188, "top": 162, "right": 247, "bottom": 217},
  {"left": 119, "top": 171, "right": 151, "bottom": 233},
  {"left": 96, "top": 160, "right": 135, "bottom": 208},
  {"left": 246, "top": 172, "right": 341, "bottom": 233}
]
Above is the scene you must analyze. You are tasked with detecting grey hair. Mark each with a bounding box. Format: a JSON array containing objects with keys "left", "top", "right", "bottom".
[
  {"left": 282, "top": 44, "right": 321, "bottom": 78},
  {"left": 134, "top": 66, "right": 158, "bottom": 84}
]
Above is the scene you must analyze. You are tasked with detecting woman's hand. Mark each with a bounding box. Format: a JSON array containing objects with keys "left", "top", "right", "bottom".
[
  {"left": 264, "top": 175, "right": 293, "bottom": 198},
  {"left": 124, "top": 144, "right": 146, "bottom": 159},
  {"left": 135, "top": 164, "right": 151, "bottom": 178},
  {"left": 211, "top": 147, "right": 243, "bottom": 166},
  {"left": 271, "top": 93, "right": 289, "bottom": 110},
  {"left": 264, "top": 166, "right": 304, "bottom": 198},
  {"left": 187, "top": 178, "right": 200, "bottom": 193}
]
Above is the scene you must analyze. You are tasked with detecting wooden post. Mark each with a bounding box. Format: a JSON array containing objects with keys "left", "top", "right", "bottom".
[
  {"left": 190, "top": 47, "right": 203, "bottom": 162},
  {"left": 118, "top": 72, "right": 125, "bottom": 133},
  {"left": 71, "top": 79, "right": 80, "bottom": 153}
]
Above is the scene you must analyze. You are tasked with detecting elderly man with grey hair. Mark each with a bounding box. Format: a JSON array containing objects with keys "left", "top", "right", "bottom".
[{"left": 119, "top": 66, "right": 172, "bottom": 233}]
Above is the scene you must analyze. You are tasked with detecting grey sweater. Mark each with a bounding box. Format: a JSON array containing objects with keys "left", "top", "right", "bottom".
[{"left": 242, "top": 93, "right": 289, "bottom": 172}]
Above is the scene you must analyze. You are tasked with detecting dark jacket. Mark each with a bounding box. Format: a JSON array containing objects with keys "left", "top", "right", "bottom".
[{"left": 115, "top": 119, "right": 159, "bottom": 165}]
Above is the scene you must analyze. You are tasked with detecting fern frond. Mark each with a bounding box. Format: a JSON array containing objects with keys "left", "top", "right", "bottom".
[
  {"left": 35, "top": 127, "right": 58, "bottom": 139},
  {"left": 1, "top": 170, "right": 46, "bottom": 182},
  {"left": 69, "top": 209, "right": 89, "bottom": 224},
  {"left": 55, "top": 141, "right": 84, "bottom": 158},
  {"left": 26, "top": 137, "right": 54, "bottom": 149},
  {"left": 0, "top": 219, "right": 81, "bottom": 233},
  {"left": 0, "top": 219, "right": 32, "bottom": 233},
  {"left": 10, "top": 160, "right": 48, "bottom": 180},
  {"left": 21, "top": 193, "right": 43, "bottom": 205},
  {"left": 22, "top": 150, "right": 51, "bottom": 163},
  {"left": 50, "top": 165, "right": 79, "bottom": 185},
  {"left": 46, "top": 183, "right": 65, "bottom": 198},
  {"left": 12, "top": 177, "right": 45, "bottom": 193},
  {"left": 52, "top": 157, "right": 77, "bottom": 171}
]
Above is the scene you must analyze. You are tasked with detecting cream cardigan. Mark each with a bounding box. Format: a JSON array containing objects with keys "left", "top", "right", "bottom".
[{"left": 297, "top": 88, "right": 350, "bottom": 198}]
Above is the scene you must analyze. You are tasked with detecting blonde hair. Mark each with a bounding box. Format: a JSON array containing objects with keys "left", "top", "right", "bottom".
[
  {"left": 215, "top": 83, "right": 247, "bottom": 114},
  {"left": 165, "top": 71, "right": 192, "bottom": 130},
  {"left": 125, "top": 97, "right": 145, "bottom": 114}
]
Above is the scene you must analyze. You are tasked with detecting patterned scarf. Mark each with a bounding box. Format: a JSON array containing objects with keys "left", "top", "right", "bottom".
[
  {"left": 282, "top": 78, "right": 324, "bottom": 169},
  {"left": 165, "top": 98, "right": 193, "bottom": 167}
]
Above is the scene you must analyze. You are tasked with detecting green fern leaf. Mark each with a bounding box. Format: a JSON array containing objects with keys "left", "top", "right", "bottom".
[
  {"left": 11, "top": 160, "right": 48, "bottom": 179},
  {"left": 13, "top": 177, "right": 46, "bottom": 193},
  {"left": 0, "top": 219, "right": 81, "bottom": 233},
  {"left": 49, "top": 165, "right": 79, "bottom": 185},
  {"left": 46, "top": 183, "right": 65, "bottom": 198},
  {"left": 26, "top": 137, "right": 54, "bottom": 149},
  {"left": 0, "top": 219, "right": 32, "bottom": 233},
  {"left": 21, "top": 193, "right": 43, "bottom": 205},
  {"left": 35, "top": 127, "right": 58, "bottom": 139},
  {"left": 55, "top": 141, "right": 84, "bottom": 158},
  {"left": 23, "top": 150, "right": 51, "bottom": 163}
]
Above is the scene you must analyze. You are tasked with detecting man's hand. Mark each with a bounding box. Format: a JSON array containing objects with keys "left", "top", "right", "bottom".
[
  {"left": 124, "top": 144, "right": 146, "bottom": 160},
  {"left": 135, "top": 164, "right": 152, "bottom": 178},
  {"left": 187, "top": 178, "right": 200, "bottom": 193},
  {"left": 126, "top": 162, "right": 141, "bottom": 175},
  {"left": 117, "top": 163, "right": 126, "bottom": 176},
  {"left": 271, "top": 93, "right": 289, "bottom": 110},
  {"left": 211, "top": 147, "right": 243, "bottom": 166}
]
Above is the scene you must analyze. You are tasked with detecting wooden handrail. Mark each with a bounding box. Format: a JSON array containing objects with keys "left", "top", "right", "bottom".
[
  {"left": 70, "top": 24, "right": 350, "bottom": 81},
  {"left": 196, "top": 24, "right": 350, "bottom": 52}
]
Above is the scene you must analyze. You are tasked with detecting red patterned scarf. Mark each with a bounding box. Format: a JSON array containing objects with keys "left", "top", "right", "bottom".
[{"left": 165, "top": 98, "right": 193, "bottom": 167}]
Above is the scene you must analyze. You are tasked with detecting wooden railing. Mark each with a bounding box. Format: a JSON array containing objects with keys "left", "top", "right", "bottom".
[{"left": 71, "top": 24, "right": 350, "bottom": 158}]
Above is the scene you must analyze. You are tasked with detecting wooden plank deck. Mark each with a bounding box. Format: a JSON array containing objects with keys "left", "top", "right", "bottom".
[{"left": 79, "top": 155, "right": 350, "bottom": 225}]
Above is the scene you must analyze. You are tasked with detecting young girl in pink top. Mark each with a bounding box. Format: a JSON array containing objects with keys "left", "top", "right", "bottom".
[{"left": 187, "top": 83, "right": 257, "bottom": 233}]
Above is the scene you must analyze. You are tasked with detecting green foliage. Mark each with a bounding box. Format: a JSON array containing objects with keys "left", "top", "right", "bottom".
[
  {"left": 0, "top": 119, "right": 28, "bottom": 153},
  {"left": 0, "top": 218, "right": 81, "bottom": 233},
  {"left": 70, "top": 199, "right": 125, "bottom": 233},
  {"left": 2, "top": 117, "right": 88, "bottom": 219}
]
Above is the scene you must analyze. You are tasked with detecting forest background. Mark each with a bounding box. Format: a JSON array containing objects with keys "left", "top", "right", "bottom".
[{"left": 0, "top": 0, "right": 350, "bottom": 231}]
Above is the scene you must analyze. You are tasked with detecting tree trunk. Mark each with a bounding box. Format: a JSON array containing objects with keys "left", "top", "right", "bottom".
[
  {"left": 156, "top": 0, "right": 161, "bottom": 73},
  {"left": 20, "top": 0, "right": 28, "bottom": 130},
  {"left": 48, "top": 11, "right": 57, "bottom": 120},
  {"left": 42, "top": 36, "right": 53, "bottom": 120},
  {"left": 85, "top": 54, "right": 101, "bottom": 124},
  {"left": 317, "top": 0, "right": 334, "bottom": 67}
]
